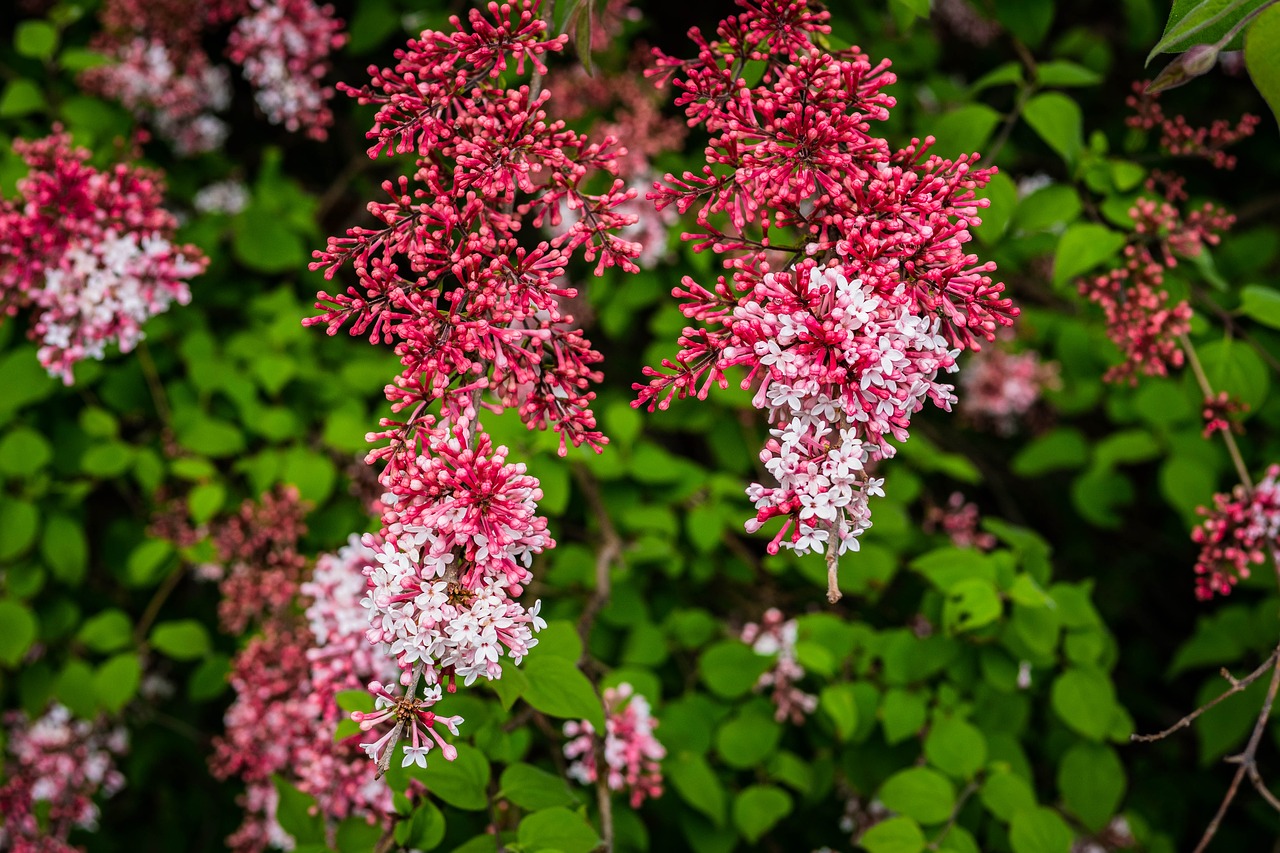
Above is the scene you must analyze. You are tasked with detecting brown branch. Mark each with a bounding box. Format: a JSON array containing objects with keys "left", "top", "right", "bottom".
[
  {"left": 1180, "top": 333, "right": 1254, "bottom": 492},
  {"left": 572, "top": 464, "right": 622, "bottom": 650},
  {"left": 1193, "top": 650, "right": 1280, "bottom": 853},
  {"left": 1131, "top": 649, "right": 1280, "bottom": 743}
]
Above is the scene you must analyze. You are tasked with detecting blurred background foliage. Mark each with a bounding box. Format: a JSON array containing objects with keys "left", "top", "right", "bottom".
[{"left": 1, "top": 0, "right": 1280, "bottom": 850}]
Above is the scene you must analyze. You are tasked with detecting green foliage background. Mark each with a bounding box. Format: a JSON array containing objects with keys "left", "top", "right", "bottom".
[{"left": 2, "top": 0, "right": 1280, "bottom": 850}]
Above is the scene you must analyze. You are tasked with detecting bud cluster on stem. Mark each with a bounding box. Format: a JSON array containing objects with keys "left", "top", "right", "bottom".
[
  {"left": 632, "top": 0, "right": 1016, "bottom": 599},
  {"left": 307, "top": 0, "right": 641, "bottom": 771}
]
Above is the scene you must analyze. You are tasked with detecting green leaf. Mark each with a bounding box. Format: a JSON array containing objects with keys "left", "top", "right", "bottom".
[
  {"left": 699, "top": 640, "right": 773, "bottom": 699},
  {"left": 994, "top": 0, "right": 1054, "bottom": 45},
  {"left": 925, "top": 718, "right": 988, "bottom": 779},
  {"left": 667, "top": 753, "right": 727, "bottom": 825},
  {"left": 1239, "top": 284, "right": 1280, "bottom": 328},
  {"left": 125, "top": 539, "right": 175, "bottom": 587},
  {"left": 1196, "top": 338, "right": 1270, "bottom": 410},
  {"left": 517, "top": 806, "right": 601, "bottom": 853},
  {"left": 281, "top": 447, "right": 336, "bottom": 504},
  {"left": 1016, "top": 184, "right": 1082, "bottom": 232},
  {"left": 15, "top": 21, "right": 58, "bottom": 59},
  {"left": 533, "top": 619, "right": 583, "bottom": 661},
  {"left": 943, "top": 578, "right": 1003, "bottom": 634},
  {"left": 1009, "top": 806, "right": 1073, "bottom": 853},
  {"left": 1036, "top": 60, "right": 1103, "bottom": 87},
  {"left": 930, "top": 105, "right": 1003, "bottom": 159},
  {"left": 860, "top": 816, "right": 926, "bottom": 853},
  {"left": 499, "top": 763, "right": 578, "bottom": 810},
  {"left": 521, "top": 656, "right": 605, "bottom": 729},
  {"left": 188, "top": 483, "right": 226, "bottom": 525},
  {"left": 1058, "top": 743, "right": 1125, "bottom": 831},
  {"left": 272, "top": 776, "right": 325, "bottom": 845},
  {"left": 81, "top": 442, "right": 134, "bottom": 477},
  {"left": 336, "top": 816, "right": 384, "bottom": 853},
  {"left": 975, "top": 172, "right": 1018, "bottom": 246},
  {"left": 1246, "top": 5, "right": 1280, "bottom": 128},
  {"left": 0, "top": 498, "right": 39, "bottom": 562},
  {"left": 1053, "top": 224, "right": 1126, "bottom": 286},
  {"left": 1024, "top": 92, "right": 1084, "bottom": 165},
  {"left": 93, "top": 653, "right": 141, "bottom": 713},
  {"left": 41, "top": 515, "right": 88, "bottom": 585},
  {"left": 150, "top": 619, "right": 211, "bottom": 660},
  {"left": 820, "top": 683, "right": 860, "bottom": 741},
  {"left": 878, "top": 767, "right": 956, "bottom": 825},
  {"left": 233, "top": 204, "right": 306, "bottom": 273},
  {"left": 0, "top": 80, "right": 46, "bottom": 117},
  {"left": 394, "top": 800, "right": 446, "bottom": 850},
  {"left": 881, "top": 689, "right": 928, "bottom": 744},
  {"left": 188, "top": 653, "right": 232, "bottom": 701},
  {"left": 0, "top": 427, "right": 52, "bottom": 476},
  {"left": 1051, "top": 667, "right": 1118, "bottom": 740},
  {"left": 980, "top": 769, "right": 1037, "bottom": 821},
  {"left": 418, "top": 743, "right": 490, "bottom": 811},
  {"left": 1149, "top": 0, "right": 1270, "bottom": 63},
  {"left": 0, "top": 600, "right": 38, "bottom": 666},
  {"left": 177, "top": 416, "right": 245, "bottom": 457},
  {"left": 1010, "top": 429, "right": 1088, "bottom": 478},
  {"left": 715, "top": 703, "right": 783, "bottom": 768},
  {"left": 733, "top": 785, "right": 792, "bottom": 843},
  {"left": 77, "top": 609, "right": 132, "bottom": 653}
]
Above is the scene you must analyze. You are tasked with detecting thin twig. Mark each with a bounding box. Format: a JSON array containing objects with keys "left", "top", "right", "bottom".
[
  {"left": 135, "top": 340, "right": 172, "bottom": 430},
  {"left": 1193, "top": 651, "right": 1280, "bottom": 853},
  {"left": 572, "top": 464, "right": 621, "bottom": 649},
  {"left": 1131, "top": 649, "right": 1280, "bottom": 743},
  {"left": 1180, "top": 333, "right": 1254, "bottom": 492},
  {"left": 133, "top": 565, "right": 185, "bottom": 646},
  {"left": 375, "top": 665, "right": 423, "bottom": 780}
]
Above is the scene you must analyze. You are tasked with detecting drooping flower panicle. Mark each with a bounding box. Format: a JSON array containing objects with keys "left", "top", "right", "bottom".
[
  {"left": 308, "top": 0, "right": 641, "bottom": 772},
  {"left": 563, "top": 683, "right": 666, "bottom": 808},
  {"left": 633, "top": 0, "right": 1015, "bottom": 592},
  {"left": 0, "top": 132, "right": 206, "bottom": 384}
]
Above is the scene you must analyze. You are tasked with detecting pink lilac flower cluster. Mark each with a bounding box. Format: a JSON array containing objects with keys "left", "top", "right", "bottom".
[
  {"left": 84, "top": 0, "right": 344, "bottom": 150},
  {"left": 923, "top": 492, "right": 997, "bottom": 551},
  {"left": 1202, "top": 391, "right": 1248, "bottom": 439},
  {"left": 1127, "top": 83, "right": 1259, "bottom": 170},
  {"left": 563, "top": 683, "right": 665, "bottom": 808},
  {"left": 959, "top": 345, "right": 1058, "bottom": 435},
  {"left": 1191, "top": 465, "right": 1280, "bottom": 600},
  {"left": 81, "top": 38, "right": 232, "bottom": 155},
  {"left": 0, "top": 705, "right": 128, "bottom": 853},
  {"left": 309, "top": 0, "right": 641, "bottom": 772},
  {"left": 633, "top": 0, "right": 1015, "bottom": 599},
  {"left": 0, "top": 132, "right": 206, "bottom": 384},
  {"left": 1078, "top": 173, "right": 1232, "bottom": 384},
  {"left": 741, "top": 608, "right": 818, "bottom": 724},
  {"left": 211, "top": 537, "right": 400, "bottom": 853},
  {"left": 206, "top": 486, "right": 311, "bottom": 634},
  {"left": 226, "top": 0, "right": 347, "bottom": 138}
]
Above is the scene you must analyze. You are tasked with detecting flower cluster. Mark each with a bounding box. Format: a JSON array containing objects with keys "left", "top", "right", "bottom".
[
  {"left": 84, "top": 0, "right": 345, "bottom": 150},
  {"left": 959, "top": 345, "right": 1058, "bottom": 434},
  {"left": 0, "top": 705, "right": 128, "bottom": 852},
  {"left": 1078, "top": 174, "right": 1232, "bottom": 384},
  {"left": 741, "top": 608, "right": 817, "bottom": 724},
  {"left": 563, "top": 683, "right": 665, "bottom": 808},
  {"left": 194, "top": 180, "right": 251, "bottom": 216},
  {"left": 211, "top": 536, "right": 400, "bottom": 853},
  {"left": 634, "top": 0, "right": 1015, "bottom": 598},
  {"left": 1191, "top": 465, "right": 1280, "bottom": 600},
  {"left": 205, "top": 486, "right": 310, "bottom": 634},
  {"left": 1127, "top": 83, "right": 1259, "bottom": 170},
  {"left": 81, "top": 38, "right": 231, "bottom": 154},
  {"left": 924, "top": 492, "right": 998, "bottom": 551},
  {"left": 309, "top": 0, "right": 640, "bottom": 771},
  {"left": 0, "top": 132, "right": 206, "bottom": 384},
  {"left": 227, "top": 0, "right": 347, "bottom": 137},
  {"left": 1202, "top": 391, "right": 1248, "bottom": 439}
]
